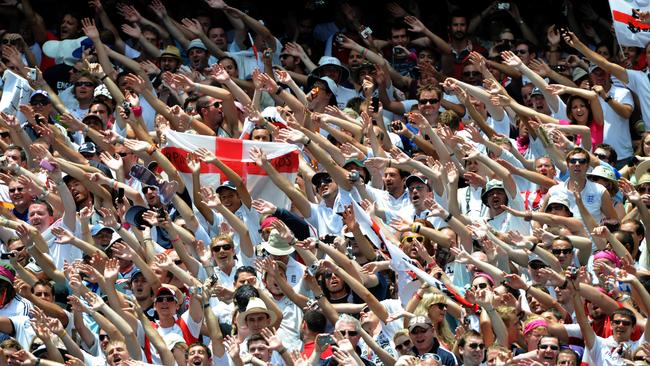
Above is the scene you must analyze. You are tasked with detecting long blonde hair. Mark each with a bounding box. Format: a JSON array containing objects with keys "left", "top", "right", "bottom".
[{"left": 413, "top": 292, "right": 454, "bottom": 347}]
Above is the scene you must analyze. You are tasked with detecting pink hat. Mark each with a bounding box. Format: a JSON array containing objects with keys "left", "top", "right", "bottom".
[
  {"left": 261, "top": 216, "right": 279, "bottom": 230},
  {"left": 593, "top": 250, "right": 622, "bottom": 268}
]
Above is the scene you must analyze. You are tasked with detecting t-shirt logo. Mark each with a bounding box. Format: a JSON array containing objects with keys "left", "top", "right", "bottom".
[{"left": 586, "top": 195, "right": 595, "bottom": 204}]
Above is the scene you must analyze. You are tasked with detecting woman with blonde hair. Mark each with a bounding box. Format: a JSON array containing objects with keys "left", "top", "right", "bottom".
[{"left": 413, "top": 292, "right": 455, "bottom": 349}]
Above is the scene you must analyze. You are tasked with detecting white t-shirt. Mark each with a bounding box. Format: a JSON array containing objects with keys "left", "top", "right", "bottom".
[
  {"left": 625, "top": 69, "right": 650, "bottom": 130},
  {"left": 600, "top": 85, "right": 634, "bottom": 160},
  {"left": 9, "top": 315, "right": 35, "bottom": 350},
  {"left": 42, "top": 218, "right": 84, "bottom": 270},
  {"left": 457, "top": 185, "right": 484, "bottom": 220},
  {"left": 583, "top": 334, "right": 645, "bottom": 366}
]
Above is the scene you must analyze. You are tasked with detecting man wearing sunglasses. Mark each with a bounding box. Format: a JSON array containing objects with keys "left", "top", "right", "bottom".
[
  {"left": 512, "top": 335, "right": 559, "bottom": 365},
  {"left": 318, "top": 315, "right": 376, "bottom": 366},
  {"left": 457, "top": 330, "right": 486, "bottom": 366},
  {"left": 544, "top": 147, "right": 618, "bottom": 224},
  {"left": 407, "top": 316, "right": 457, "bottom": 365}
]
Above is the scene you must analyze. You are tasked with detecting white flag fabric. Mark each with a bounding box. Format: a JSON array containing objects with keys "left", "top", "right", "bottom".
[
  {"left": 161, "top": 130, "right": 300, "bottom": 209},
  {"left": 610, "top": 0, "right": 650, "bottom": 47},
  {"left": 0, "top": 70, "right": 33, "bottom": 124}
]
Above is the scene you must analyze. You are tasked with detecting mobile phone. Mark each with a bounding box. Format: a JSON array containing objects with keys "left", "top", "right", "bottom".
[
  {"left": 348, "top": 170, "right": 360, "bottom": 182},
  {"left": 317, "top": 334, "right": 335, "bottom": 348},
  {"left": 360, "top": 26, "right": 373, "bottom": 39},
  {"left": 393, "top": 46, "right": 406, "bottom": 57},
  {"left": 497, "top": 2, "right": 510, "bottom": 10},
  {"left": 39, "top": 159, "right": 56, "bottom": 172},
  {"left": 122, "top": 101, "right": 131, "bottom": 118},
  {"left": 0, "top": 252, "right": 15, "bottom": 260},
  {"left": 26, "top": 68, "right": 36, "bottom": 81},
  {"left": 307, "top": 263, "right": 319, "bottom": 277},
  {"left": 335, "top": 34, "right": 344, "bottom": 45},
  {"left": 371, "top": 97, "right": 379, "bottom": 111},
  {"left": 322, "top": 235, "right": 336, "bottom": 244}
]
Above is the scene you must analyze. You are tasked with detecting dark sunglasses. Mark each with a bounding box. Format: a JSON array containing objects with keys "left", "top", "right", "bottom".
[
  {"left": 211, "top": 244, "right": 233, "bottom": 252},
  {"left": 155, "top": 295, "right": 176, "bottom": 303},
  {"left": 463, "top": 71, "right": 481, "bottom": 77},
  {"left": 552, "top": 248, "right": 573, "bottom": 255},
  {"left": 472, "top": 282, "right": 489, "bottom": 290},
  {"left": 514, "top": 49, "right": 529, "bottom": 55},
  {"left": 0, "top": 132, "right": 9, "bottom": 138},
  {"left": 1, "top": 39, "right": 16, "bottom": 45},
  {"left": 538, "top": 344, "right": 559, "bottom": 351},
  {"left": 568, "top": 157, "right": 588, "bottom": 165},
  {"left": 395, "top": 340, "right": 412, "bottom": 350},
  {"left": 339, "top": 330, "right": 358, "bottom": 337},
  {"left": 553, "top": 65, "right": 567, "bottom": 72},
  {"left": 547, "top": 204, "right": 567, "bottom": 211},
  {"left": 612, "top": 319, "right": 632, "bottom": 326},
  {"left": 468, "top": 343, "right": 485, "bottom": 350},
  {"left": 433, "top": 303, "right": 447, "bottom": 310},
  {"left": 418, "top": 98, "right": 439, "bottom": 105},
  {"left": 99, "top": 334, "right": 110, "bottom": 341},
  {"left": 529, "top": 261, "right": 548, "bottom": 270},
  {"left": 118, "top": 152, "right": 131, "bottom": 157},
  {"left": 75, "top": 81, "right": 95, "bottom": 87},
  {"left": 360, "top": 306, "right": 370, "bottom": 313},
  {"left": 639, "top": 186, "right": 650, "bottom": 194},
  {"left": 316, "top": 177, "right": 333, "bottom": 187},
  {"left": 410, "top": 327, "right": 429, "bottom": 334},
  {"left": 30, "top": 100, "right": 50, "bottom": 107},
  {"left": 8, "top": 187, "right": 23, "bottom": 193},
  {"left": 595, "top": 153, "right": 610, "bottom": 161}
]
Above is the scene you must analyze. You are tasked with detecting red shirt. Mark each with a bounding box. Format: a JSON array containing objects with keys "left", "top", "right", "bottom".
[{"left": 302, "top": 341, "right": 333, "bottom": 360}]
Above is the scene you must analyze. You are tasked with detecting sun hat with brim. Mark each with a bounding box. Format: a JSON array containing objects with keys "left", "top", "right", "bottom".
[
  {"left": 160, "top": 45, "right": 182, "bottom": 60},
  {"left": 638, "top": 173, "right": 650, "bottom": 186},
  {"left": 587, "top": 165, "right": 617, "bottom": 182},
  {"left": 635, "top": 160, "right": 650, "bottom": 184},
  {"left": 407, "top": 315, "right": 432, "bottom": 331},
  {"left": 262, "top": 229, "right": 295, "bottom": 256},
  {"left": 216, "top": 180, "right": 237, "bottom": 194},
  {"left": 312, "top": 56, "right": 350, "bottom": 82},
  {"left": 311, "top": 172, "right": 331, "bottom": 187},
  {"left": 481, "top": 180, "right": 506, "bottom": 205},
  {"left": 238, "top": 297, "right": 277, "bottom": 328},
  {"left": 0, "top": 263, "right": 15, "bottom": 284},
  {"left": 545, "top": 194, "right": 571, "bottom": 212},
  {"left": 125, "top": 205, "right": 151, "bottom": 229}
]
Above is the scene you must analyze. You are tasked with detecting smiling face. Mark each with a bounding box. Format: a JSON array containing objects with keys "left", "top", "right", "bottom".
[
  {"left": 74, "top": 76, "right": 95, "bottom": 101},
  {"left": 153, "top": 293, "right": 179, "bottom": 319},
  {"left": 486, "top": 188, "right": 507, "bottom": 209},
  {"left": 211, "top": 240, "right": 235, "bottom": 268},
  {"left": 536, "top": 336, "right": 559, "bottom": 365},
  {"left": 460, "top": 335, "right": 485, "bottom": 366},
  {"left": 8, "top": 180, "right": 30, "bottom": 211},
  {"left": 569, "top": 97, "right": 589, "bottom": 125},
  {"left": 551, "top": 239, "right": 574, "bottom": 268},
  {"left": 188, "top": 48, "right": 208, "bottom": 70},
  {"left": 611, "top": 313, "right": 634, "bottom": 342},
  {"left": 427, "top": 302, "right": 447, "bottom": 324},
  {"left": 409, "top": 325, "right": 434, "bottom": 352},
  {"left": 217, "top": 188, "right": 241, "bottom": 212},
  {"left": 28, "top": 202, "right": 54, "bottom": 232}
]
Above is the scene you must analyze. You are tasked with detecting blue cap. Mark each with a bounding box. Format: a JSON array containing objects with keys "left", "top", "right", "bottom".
[
  {"left": 187, "top": 39, "right": 207, "bottom": 51},
  {"left": 30, "top": 90, "right": 49, "bottom": 100},
  {"left": 91, "top": 223, "right": 114, "bottom": 236}
]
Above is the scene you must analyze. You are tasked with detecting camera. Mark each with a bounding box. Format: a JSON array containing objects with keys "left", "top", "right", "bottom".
[
  {"left": 122, "top": 101, "right": 132, "bottom": 118},
  {"left": 390, "top": 121, "right": 403, "bottom": 132},
  {"left": 497, "top": 2, "right": 510, "bottom": 10},
  {"left": 360, "top": 26, "right": 373, "bottom": 39},
  {"left": 335, "top": 34, "right": 344, "bottom": 45},
  {"left": 348, "top": 170, "right": 360, "bottom": 182},
  {"left": 0, "top": 252, "right": 15, "bottom": 260},
  {"left": 567, "top": 266, "right": 578, "bottom": 280}
]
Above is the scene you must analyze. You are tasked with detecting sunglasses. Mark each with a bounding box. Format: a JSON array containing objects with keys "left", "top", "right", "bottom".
[
  {"left": 463, "top": 71, "right": 481, "bottom": 77},
  {"left": 401, "top": 235, "right": 424, "bottom": 244},
  {"left": 361, "top": 306, "right": 370, "bottom": 313},
  {"left": 8, "top": 187, "right": 23, "bottom": 193},
  {"left": 472, "top": 282, "right": 489, "bottom": 290},
  {"left": 339, "top": 330, "right": 358, "bottom": 337},
  {"left": 30, "top": 100, "right": 50, "bottom": 107},
  {"left": 410, "top": 327, "right": 429, "bottom": 334},
  {"left": 468, "top": 342, "right": 485, "bottom": 350},
  {"left": 316, "top": 177, "right": 333, "bottom": 187},
  {"left": 117, "top": 152, "right": 131, "bottom": 157},
  {"left": 0, "top": 132, "right": 8, "bottom": 138},
  {"left": 553, "top": 65, "right": 567, "bottom": 72},
  {"left": 514, "top": 49, "right": 529, "bottom": 55},
  {"left": 594, "top": 153, "right": 610, "bottom": 161},
  {"left": 211, "top": 244, "right": 233, "bottom": 252},
  {"left": 552, "top": 248, "right": 573, "bottom": 255},
  {"left": 75, "top": 81, "right": 95, "bottom": 87},
  {"left": 612, "top": 319, "right": 632, "bottom": 326},
  {"left": 395, "top": 340, "right": 412, "bottom": 350},
  {"left": 538, "top": 344, "right": 559, "bottom": 351},
  {"left": 155, "top": 295, "right": 176, "bottom": 303},
  {"left": 99, "top": 334, "right": 110, "bottom": 341},
  {"left": 529, "top": 261, "right": 548, "bottom": 270},
  {"left": 418, "top": 98, "right": 439, "bottom": 105},
  {"left": 639, "top": 186, "right": 650, "bottom": 194},
  {"left": 433, "top": 303, "right": 447, "bottom": 310},
  {"left": 547, "top": 204, "right": 567, "bottom": 211},
  {"left": 1, "top": 39, "right": 16, "bottom": 45},
  {"left": 568, "top": 157, "right": 588, "bottom": 165}
]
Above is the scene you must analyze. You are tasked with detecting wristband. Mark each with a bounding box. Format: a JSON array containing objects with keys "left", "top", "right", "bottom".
[
  {"left": 604, "top": 96, "right": 612, "bottom": 103},
  {"left": 100, "top": 74, "right": 109, "bottom": 81},
  {"left": 131, "top": 106, "right": 143, "bottom": 118},
  {"left": 530, "top": 242, "right": 538, "bottom": 252},
  {"left": 444, "top": 212, "right": 453, "bottom": 223},
  {"left": 275, "top": 86, "right": 284, "bottom": 95},
  {"left": 314, "top": 293, "right": 324, "bottom": 300},
  {"left": 278, "top": 347, "right": 287, "bottom": 354},
  {"left": 146, "top": 144, "right": 157, "bottom": 155},
  {"left": 303, "top": 137, "right": 311, "bottom": 146},
  {"left": 203, "top": 302, "right": 211, "bottom": 309},
  {"left": 37, "top": 188, "right": 49, "bottom": 200}
]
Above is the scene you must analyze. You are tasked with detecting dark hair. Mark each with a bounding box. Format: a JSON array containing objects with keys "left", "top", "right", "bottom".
[
  {"left": 551, "top": 235, "right": 573, "bottom": 249},
  {"left": 185, "top": 342, "right": 211, "bottom": 360},
  {"left": 6, "top": 145, "right": 26, "bottom": 163},
  {"left": 567, "top": 95, "right": 594, "bottom": 125},
  {"left": 233, "top": 284, "right": 259, "bottom": 312},
  {"left": 29, "top": 199, "right": 54, "bottom": 217},
  {"left": 514, "top": 39, "right": 536, "bottom": 56},
  {"left": 183, "top": 95, "right": 200, "bottom": 111},
  {"left": 621, "top": 218, "right": 644, "bottom": 238},
  {"left": 32, "top": 279, "right": 54, "bottom": 294},
  {"left": 234, "top": 266, "right": 257, "bottom": 283},
  {"left": 458, "top": 329, "right": 482, "bottom": 348},
  {"left": 247, "top": 334, "right": 268, "bottom": 347},
  {"left": 218, "top": 56, "right": 238, "bottom": 71},
  {"left": 565, "top": 147, "right": 591, "bottom": 165},
  {"left": 595, "top": 143, "right": 618, "bottom": 163},
  {"left": 303, "top": 310, "right": 327, "bottom": 333},
  {"left": 611, "top": 307, "right": 637, "bottom": 326}
]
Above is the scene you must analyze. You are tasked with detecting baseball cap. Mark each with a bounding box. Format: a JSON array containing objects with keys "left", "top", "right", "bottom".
[
  {"left": 408, "top": 316, "right": 432, "bottom": 331},
  {"left": 30, "top": 90, "right": 50, "bottom": 100},
  {"left": 78, "top": 142, "right": 98, "bottom": 155},
  {"left": 187, "top": 39, "right": 207, "bottom": 51},
  {"left": 216, "top": 181, "right": 237, "bottom": 194}
]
